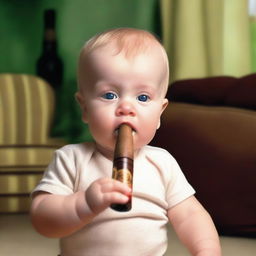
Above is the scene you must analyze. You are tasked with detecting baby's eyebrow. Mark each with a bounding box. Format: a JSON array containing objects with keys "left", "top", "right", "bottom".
[
  {"left": 135, "top": 84, "right": 157, "bottom": 93},
  {"left": 94, "top": 82, "right": 114, "bottom": 91}
]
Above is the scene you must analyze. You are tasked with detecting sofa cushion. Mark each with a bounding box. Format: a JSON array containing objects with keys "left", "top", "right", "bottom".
[
  {"left": 167, "top": 76, "right": 236, "bottom": 105},
  {"left": 168, "top": 73, "right": 256, "bottom": 111},
  {"left": 225, "top": 73, "right": 256, "bottom": 110}
]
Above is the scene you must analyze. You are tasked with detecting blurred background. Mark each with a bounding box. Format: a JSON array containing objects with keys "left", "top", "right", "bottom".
[{"left": 1, "top": 0, "right": 255, "bottom": 143}]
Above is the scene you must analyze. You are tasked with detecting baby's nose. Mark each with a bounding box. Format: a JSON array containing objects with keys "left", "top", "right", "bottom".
[{"left": 116, "top": 101, "right": 136, "bottom": 116}]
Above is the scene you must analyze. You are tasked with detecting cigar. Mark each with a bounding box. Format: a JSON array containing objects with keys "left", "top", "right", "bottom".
[{"left": 110, "top": 124, "right": 134, "bottom": 212}]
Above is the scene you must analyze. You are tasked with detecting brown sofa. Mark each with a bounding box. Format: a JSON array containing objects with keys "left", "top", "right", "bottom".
[{"left": 152, "top": 73, "right": 256, "bottom": 238}]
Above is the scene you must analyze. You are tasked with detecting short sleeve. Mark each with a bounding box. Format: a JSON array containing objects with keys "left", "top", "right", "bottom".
[
  {"left": 165, "top": 154, "right": 195, "bottom": 208},
  {"left": 31, "top": 147, "right": 77, "bottom": 196},
  {"left": 143, "top": 146, "right": 195, "bottom": 210}
]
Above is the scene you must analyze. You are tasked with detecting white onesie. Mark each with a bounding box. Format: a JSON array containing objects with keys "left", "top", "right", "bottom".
[{"left": 32, "top": 142, "right": 195, "bottom": 256}]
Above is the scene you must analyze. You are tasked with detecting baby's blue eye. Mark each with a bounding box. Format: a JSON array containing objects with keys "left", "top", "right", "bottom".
[
  {"left": 102, "top": 92, "right": 117, "bottom": 100},
  {"left": 137, "top": 94, "right": 150, "bottom": 102}
]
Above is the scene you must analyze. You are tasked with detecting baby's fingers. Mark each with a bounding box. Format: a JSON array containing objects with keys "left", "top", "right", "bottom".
[
  {"left": 86, "top": 178, "right": 131, "bottom": 214},
  {"left": 102, "top": 179, "right": 131, "bottom": 196},
  {"left": 103, "top": 191, "right": 130, "bottom": 206}
]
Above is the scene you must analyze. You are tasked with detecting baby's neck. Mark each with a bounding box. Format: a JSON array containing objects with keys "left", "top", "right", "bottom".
[{"left": 95, "top": 143, "right": 114, "bottom": 161}]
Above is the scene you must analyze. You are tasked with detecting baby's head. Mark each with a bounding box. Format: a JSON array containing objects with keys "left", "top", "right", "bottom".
[
  {"left": 77, "top": 27, "right": 169, "bottom": 95},
  {"left": 76, "top": 28, "right": 169, "bottom": 158}
]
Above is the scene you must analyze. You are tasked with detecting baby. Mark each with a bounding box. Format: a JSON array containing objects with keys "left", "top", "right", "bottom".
[{"left": 30, "top": 28, "right": 221, "bottom": 256}]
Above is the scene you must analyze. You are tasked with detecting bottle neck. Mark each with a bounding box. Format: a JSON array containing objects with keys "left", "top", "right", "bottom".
[{"left": 42, "top": 28, "right": 57, "bottom": 53}]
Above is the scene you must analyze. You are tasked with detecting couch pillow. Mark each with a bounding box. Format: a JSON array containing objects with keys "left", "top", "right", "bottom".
[
  {"left": 167, "top": 76, "right": 236, "bottom": 105},
  {"left": 225, "top": 73, "right": 256, "bottom": 110}
]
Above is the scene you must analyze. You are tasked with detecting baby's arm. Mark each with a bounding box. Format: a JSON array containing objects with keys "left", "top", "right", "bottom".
[
  {"left": 168, "top": 196, "right": 221, "bottom": 256},
  {"left": 30, "top": 178, "right": 131, "bottom": 238}
]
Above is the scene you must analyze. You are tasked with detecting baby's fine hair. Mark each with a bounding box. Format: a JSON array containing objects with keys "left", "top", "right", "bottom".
[{"left": 78, "top": 27, "right": 169, "bottom": 92}]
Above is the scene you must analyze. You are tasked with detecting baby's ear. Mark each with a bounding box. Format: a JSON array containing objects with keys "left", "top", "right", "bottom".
[
  {"left": 75, "top": 92, "right": 88, "bottom": 123},
  {"left": 75, "top": 91, "right": 84, "bottom": 108},
  {"left": 157, "top": 98, "right": 168, "bottom": 129},
  {"left": 161, "top": 98, "right": 169, "bottom": 114}
]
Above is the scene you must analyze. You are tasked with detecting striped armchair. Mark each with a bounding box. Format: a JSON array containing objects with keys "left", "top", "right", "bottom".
[{"left": 0, "top": 74, "right": 65, "bottom": 212}]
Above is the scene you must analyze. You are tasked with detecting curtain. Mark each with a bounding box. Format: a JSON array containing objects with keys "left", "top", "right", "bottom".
[
  {"left": 249, "top": 0, "right": 256, "bottom": 71},
  {"left": 160, "top": 0, "right": 252, "bottom": 82},
  {"left": 251, "top": 18, "right": 256, "bottom": 71}
]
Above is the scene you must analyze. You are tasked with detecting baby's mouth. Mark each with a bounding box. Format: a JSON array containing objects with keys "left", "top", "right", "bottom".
[{"left": 114, "top": 124, "right": 136, "bottom": 136}]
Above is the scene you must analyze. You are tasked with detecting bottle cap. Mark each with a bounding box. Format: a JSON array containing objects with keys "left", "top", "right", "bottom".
[{"left": 44, "top": 9, "right": 55, "bottom": 28}]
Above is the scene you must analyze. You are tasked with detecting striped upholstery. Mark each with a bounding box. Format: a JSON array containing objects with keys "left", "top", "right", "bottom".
[{"left": 0, "top": 74, "right": 65, "bottom": 212}]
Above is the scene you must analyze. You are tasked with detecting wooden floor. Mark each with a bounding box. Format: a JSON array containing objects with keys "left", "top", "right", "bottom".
[{"left": 0, "top": 213, "right": 255, "bottom": 256}]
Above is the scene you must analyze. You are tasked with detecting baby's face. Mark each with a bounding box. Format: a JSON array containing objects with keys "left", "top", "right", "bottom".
[{"left": 78, "top": 45, "right": 168, "bottom": 159}]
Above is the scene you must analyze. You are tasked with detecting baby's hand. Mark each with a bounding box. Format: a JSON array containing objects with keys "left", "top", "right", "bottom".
[{"left": 86, "top": 178, "right": 131, "bottom": 214}]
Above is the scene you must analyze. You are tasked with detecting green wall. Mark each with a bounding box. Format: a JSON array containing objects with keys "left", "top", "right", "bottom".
[{"left": 1, "top": 0, "right": 160, "bottom": 142}]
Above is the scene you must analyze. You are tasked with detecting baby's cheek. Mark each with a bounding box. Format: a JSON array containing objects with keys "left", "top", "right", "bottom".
[{"left": 135, "top": 130, "right": 156, "bottom": 149}]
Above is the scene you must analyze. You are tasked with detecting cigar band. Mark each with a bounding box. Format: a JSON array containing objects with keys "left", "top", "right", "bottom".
[{"left": 112, "top": 167, "right": 132, "bottom": 187}]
